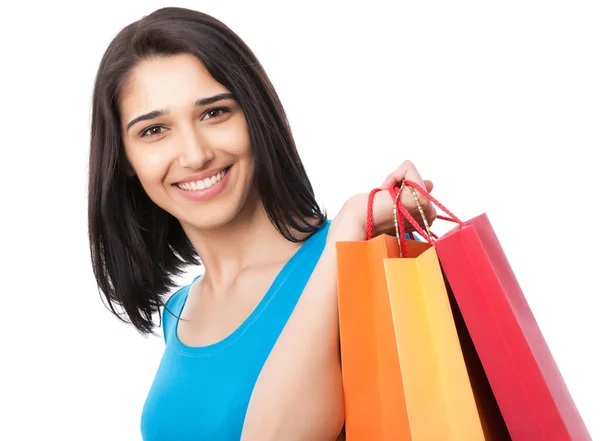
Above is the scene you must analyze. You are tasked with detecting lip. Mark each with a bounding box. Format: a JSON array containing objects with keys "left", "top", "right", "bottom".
[
  {"left": 172, "top": 166, "right": 232, "bottom": 202},
  {"left": 174, "top": 166, "right": 231, "bottom": 185}
]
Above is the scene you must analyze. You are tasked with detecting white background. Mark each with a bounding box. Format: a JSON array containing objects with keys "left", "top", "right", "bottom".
[{"left": 1, "top": 1, "right": 598, "bottom": 439}]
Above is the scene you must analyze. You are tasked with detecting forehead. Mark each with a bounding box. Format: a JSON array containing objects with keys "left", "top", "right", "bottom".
[{"left": 119, "top": 53, "right": 229, "bottom": 120}]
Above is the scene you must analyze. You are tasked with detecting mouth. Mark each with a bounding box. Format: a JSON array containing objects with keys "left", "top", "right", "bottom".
[{"left": 173, "top": 166, "right": 232, "bottom": 192}]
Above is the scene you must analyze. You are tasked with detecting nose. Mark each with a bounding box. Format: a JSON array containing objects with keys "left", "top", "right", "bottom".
[{"left": 177, "top": 126, "right": 215, "bottom": 169}]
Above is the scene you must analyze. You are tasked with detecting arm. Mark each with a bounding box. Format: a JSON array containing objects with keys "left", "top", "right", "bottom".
[{"left": 241, "top": 162, "right": 432, "bottom": 441}]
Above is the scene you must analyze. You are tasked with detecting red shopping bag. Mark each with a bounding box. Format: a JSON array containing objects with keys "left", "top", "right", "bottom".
[{"left": 393, "top": 180, "right": 592, "bottom": 441}]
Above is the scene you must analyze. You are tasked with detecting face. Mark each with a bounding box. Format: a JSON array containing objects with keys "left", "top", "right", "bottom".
[{"left": 119, "top": 53, "right": 255, "bottom": 231}]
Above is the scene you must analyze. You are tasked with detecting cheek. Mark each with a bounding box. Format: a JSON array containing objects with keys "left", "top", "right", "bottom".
[
  {"left": 128, "top": 149, "right": 171, "bottom": 191},
  {"left": 223, "top": 114, "right": 253, "bottom": 159}
]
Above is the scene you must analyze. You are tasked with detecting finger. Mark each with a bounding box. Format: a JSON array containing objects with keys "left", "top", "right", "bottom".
[
  {"left": 427, "top": 204, "right": 437, "bottom": 223},
  {"left": 380, "top": 160, "right": 411, "bottom": 190},
  {"left": 380, "top": 160, "right": 426, "bottom": 190},
  {"left": 401, "top": 162, "right": 427, "bottom": 195},
  {"left": 400, "top": 167, "right": 431, "bottom": 217}
]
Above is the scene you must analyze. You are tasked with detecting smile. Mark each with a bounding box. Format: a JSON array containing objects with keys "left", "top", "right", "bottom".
[{"left": 175, "top": 167, "right": 230, "bottom": 191}]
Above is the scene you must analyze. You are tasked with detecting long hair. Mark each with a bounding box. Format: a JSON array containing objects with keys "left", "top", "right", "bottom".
[{"left": 88, "top": 7, "right": 327, "bottom": 336}]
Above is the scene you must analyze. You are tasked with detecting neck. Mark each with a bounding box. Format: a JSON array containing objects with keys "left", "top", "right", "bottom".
[{"left": 180, "top": 188, "right": 309, "bottom": 291}]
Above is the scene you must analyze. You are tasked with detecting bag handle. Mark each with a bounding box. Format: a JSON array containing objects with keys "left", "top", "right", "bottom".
[
  {"left": 390, "top": 179, "right": 466, "bottom": 252},
  {"left": 400, "top": 179, "right": 465, "bottom": 226},
  {"left": 390, "top": 184, "right": 429, "bottom": 254},
  {"left": 366, "top": 179, "right": 465, "bottom": 253},
  {"left": 366, "top": 182, "right": 429, "bottom": 243},
  {"left": 366, "top": 184, "right": 413, "bottom": 257}
]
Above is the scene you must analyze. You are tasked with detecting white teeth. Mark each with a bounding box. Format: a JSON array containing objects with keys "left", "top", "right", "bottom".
[{"left": 176, "top": 168, "right": 228, "bottom": 191}]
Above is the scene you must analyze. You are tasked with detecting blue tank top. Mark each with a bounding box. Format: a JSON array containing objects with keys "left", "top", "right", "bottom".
[{"left": 140, "top": 219, "right": 332, "bottom": 440}]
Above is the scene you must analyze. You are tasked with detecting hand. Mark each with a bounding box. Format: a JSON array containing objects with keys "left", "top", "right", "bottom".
[
  {"left": 330, "top": 160, "right": 436, "bottom": 244},
  {"left": 377, "top": 160, "right": 436, "bottom": 237}
]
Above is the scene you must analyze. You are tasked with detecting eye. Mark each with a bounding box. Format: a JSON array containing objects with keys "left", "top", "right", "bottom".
[
  {"left": 201, "top": 107, "right": 230, "bottom": 121},
  {"left": 139, "top": 125, "right": 167, "bottom": 138},
  {"left": 137, "top": 107, "right": 231, "bottom": 138}
]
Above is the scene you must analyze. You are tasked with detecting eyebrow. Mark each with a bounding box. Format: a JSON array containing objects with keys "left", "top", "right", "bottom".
[{"left": 125, "top": 92, "right": 237, "bottom": 132}]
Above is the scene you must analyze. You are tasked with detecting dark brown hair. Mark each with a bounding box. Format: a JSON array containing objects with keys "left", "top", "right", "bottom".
[{"left": 88, "top": 7, "right": 327, "bottom": 336}]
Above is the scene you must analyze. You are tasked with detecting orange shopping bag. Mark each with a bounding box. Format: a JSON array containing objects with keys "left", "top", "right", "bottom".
[{"left": 336, "top": 186, "right": 486, "bottom": 441}]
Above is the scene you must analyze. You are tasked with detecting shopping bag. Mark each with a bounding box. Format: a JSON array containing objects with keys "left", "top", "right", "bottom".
[
  {"left": 336, "top": 187, "right": 486, "bottom": 440},
  {"left": 396, "top": 180, "right": 592, "bottom": 441}
]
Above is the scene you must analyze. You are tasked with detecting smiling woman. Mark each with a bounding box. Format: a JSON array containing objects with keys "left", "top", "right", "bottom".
[
  {"left": 118, "top": 53, "right": 258, "bottom": 232},
  {"left": 88, "top": 6, "right": 432, "bottom": 441},
  {"left": 87, "top": 8, "right": 340, "bottom": 440}
]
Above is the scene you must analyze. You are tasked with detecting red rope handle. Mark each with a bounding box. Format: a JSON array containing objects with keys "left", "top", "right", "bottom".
[
  {"left": 366, "top": 187, "right": 381, "bottom": 240},
  {"left": 402, "top": 180, "right": 465, "bottom": 227},
  {"left": 391, "top": 187, "right": 435, "bottom": 246},
  {"left": 366, "top": 181, "right": 464, "bottom": 243}
]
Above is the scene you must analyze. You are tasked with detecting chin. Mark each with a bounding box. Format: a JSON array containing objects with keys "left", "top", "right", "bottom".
[{"left": 181, "top": 206, "right": 244, "bottom": 232}]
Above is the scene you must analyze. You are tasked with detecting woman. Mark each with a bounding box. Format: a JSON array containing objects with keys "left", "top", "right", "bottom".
[{"left": 88, "top": 7, "right": 435, "bottom": 441}]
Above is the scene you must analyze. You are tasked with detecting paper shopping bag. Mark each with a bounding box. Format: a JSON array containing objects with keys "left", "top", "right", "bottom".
[
  {"left": 384, "top": 244, "right": 487, "bottom": 440},
  {"left": 397, "top": 180, "right": 592, "bottom": 441},
  {"left": 437, "top": 214, "right": 592, "bottom": 441},
  {"left": 336, "top": 188, "right": 487, "bottom": 440}
]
